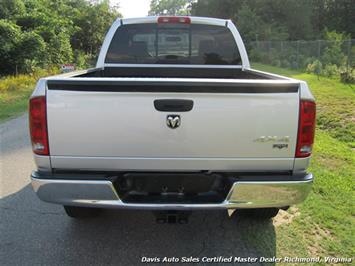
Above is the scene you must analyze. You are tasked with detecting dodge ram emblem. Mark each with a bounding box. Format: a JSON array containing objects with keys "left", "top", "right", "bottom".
[{"left": 166, "top": 115, "right": 180, "bottom": 129}]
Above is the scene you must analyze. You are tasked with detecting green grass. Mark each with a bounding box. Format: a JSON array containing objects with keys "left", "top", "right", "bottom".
[
  {"left": 0, "top": 69, "right": 58, "bottom": 122},
  {"left": 253, "top": 63, "right": 355, "bottom": 262}
]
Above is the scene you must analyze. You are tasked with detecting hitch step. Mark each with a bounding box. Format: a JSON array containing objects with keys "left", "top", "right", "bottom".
[{"left": 153, "top": 211, "right": 191, "bottom": 224}]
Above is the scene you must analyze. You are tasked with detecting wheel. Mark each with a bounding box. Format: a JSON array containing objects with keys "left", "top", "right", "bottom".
[
  {"left": 237, "top": 208, "right": 279, "bottom": 220},
  {"left": 63, "top": 206, "right": 102, "bottom": 218}
]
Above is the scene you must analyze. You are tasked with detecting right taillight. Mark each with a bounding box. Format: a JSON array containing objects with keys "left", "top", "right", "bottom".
[
  {"left": 296, "top": 100, "right": 316, "bottom": 158},
  {"left": 29, "top": 96, "right": 49, "bottom": 155}
]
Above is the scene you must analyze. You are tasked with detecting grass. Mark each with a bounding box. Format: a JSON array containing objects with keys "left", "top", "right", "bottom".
[
  {"left": 0, "top": 68, "right": 58, "bottom": 122},
  {"left": 253, "top": 63, "right": 355, "bottom": 263}
]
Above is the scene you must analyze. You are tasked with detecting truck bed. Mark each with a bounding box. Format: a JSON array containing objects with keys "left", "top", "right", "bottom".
[{"left": 74, "top": 67, "right": 283, "bottom": 79}]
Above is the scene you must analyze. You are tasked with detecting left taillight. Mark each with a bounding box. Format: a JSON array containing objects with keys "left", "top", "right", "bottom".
[{"left": 29, "top": 96, "right": 49, "bottom": 155}]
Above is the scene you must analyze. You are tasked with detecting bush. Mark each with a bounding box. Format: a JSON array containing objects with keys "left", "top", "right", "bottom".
[
  {"left": 272, "top": 59, "right": 281, "bottom": 67},
  {"left": 306, "top": 60, "right": 322, "bottom": 75},
  {"left": 322, "top": 64, "right": 339, "bottom": 77},
  {"left": 281, "top": 59, "right": 291, "bottom": 68},
  {"left": 73, "top": 50, "right": 95, "bottom": 69},
  {"left": 22, "top": 59, "right": 40, "bottom": 74},
  {"left": 340, "top": 69, "right": 355, "bottom": 84},
  {"left": 0, "top": 73, "right": 37, "bottom": 92},
  {"left": 0, "top": 67, "right": 59, "bottom": 92},
  {"left": 249, "top": 48, "right": 262, "bottom": 62}
]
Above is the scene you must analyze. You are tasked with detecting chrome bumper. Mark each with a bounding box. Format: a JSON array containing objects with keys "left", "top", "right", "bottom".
[{"left": 31, "top": 172, "right": 313, "bottom": 210}]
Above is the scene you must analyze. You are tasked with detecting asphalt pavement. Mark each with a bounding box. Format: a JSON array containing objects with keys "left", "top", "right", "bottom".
[{"left": 0, "top": 114, "right": 276, "bottom": 265}]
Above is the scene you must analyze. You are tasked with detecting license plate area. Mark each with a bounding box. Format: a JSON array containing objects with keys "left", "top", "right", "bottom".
[{"left": 113, "top": 172, "right": 234, "bottom": 204}]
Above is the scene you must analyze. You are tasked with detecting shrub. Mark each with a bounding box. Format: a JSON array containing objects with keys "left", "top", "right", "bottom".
[
  {"left": 22, "top": 59, "right": 40, "bottom": 74},
  {"left": 249, "top": 48, "right": 262, "bottom": 62},
  {"left": 322, "top": 64, "right": 339, "bottom": 77},
  {"left": 0, "top": 74, "right": 36, "bottom": 92},
  {"left": 0, "top": 67, "right": 59, "bottom": 92},
  {"left": 73, "top": 51, "right": 95, "bottom": 69},
  {"left": 281, "top": 59, "right": 291, "bottom": 68},
  {"left": 340, "top": 69, "right": 355, "bottom": 84},
  {"left": 306, "top": 60, "right": 322, "bottom": 75},
  {"left": 272, "top": 59, "right": 281, "bottom": 67}
]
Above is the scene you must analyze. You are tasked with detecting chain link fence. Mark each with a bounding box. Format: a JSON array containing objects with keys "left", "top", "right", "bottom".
[{"left": 247, "top": 39, "right": 355, "bottom": 71}]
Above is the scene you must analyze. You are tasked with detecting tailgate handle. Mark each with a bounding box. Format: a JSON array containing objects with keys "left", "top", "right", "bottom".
[{"left": 154, "top": 99, "right": 193, "bottom": 112}]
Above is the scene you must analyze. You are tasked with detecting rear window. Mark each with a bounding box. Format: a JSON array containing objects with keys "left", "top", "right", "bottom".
[{"left": 105, "top": 23, "right": 241, "bottom": 65}]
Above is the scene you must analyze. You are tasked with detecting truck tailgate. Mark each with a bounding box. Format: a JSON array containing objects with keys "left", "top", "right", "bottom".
[{"left": 46, "top": 79, "right": 300, "bottom": 171}]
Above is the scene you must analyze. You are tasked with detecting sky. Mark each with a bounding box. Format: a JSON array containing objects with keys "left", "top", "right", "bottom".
[{"left": 111, "top": 0, "right": 151, "bottom": 18}]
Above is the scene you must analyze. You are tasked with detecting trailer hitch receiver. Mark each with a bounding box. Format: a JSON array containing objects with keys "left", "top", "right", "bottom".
[{"left": 153, "top": 211, "right": 192, "bottom": 224}]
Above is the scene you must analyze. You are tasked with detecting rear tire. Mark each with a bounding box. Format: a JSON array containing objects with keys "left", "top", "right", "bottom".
[
  {"left": 63, "top": 206, "right": 102, "bottom": 219},
  {"left": 238, "top": 208, "right": 279, "bottom": 220}
]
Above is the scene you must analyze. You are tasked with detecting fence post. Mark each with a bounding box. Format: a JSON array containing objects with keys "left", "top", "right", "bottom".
[
  {"left": 318, "top": 40, "right": 321, "bottom": 60},
  {"left": 346, "top": 39, "right": 351, "bottom": 71},
  {"left": 296, "top": 40, "right": 300, "bottom": 69}
]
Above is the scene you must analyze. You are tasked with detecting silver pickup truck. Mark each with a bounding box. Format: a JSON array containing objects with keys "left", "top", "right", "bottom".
[{"left": 30, "top": 16, "right": 315, "bottom": 221}]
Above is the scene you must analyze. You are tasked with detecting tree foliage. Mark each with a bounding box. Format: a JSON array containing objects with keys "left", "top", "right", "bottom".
[
  {"left": 0, "top": 20, "right": 22, "bottom": 74},
  {"left": 149, "top": 0, "right": 354, "bottom": 82},
  {"left": 149, "top": 0, "right": 194, "bottom": 15},
  {"left": 0, "top": 0, "right": 26, "bottom": 20},
  {"left": 71, "top": 0, "right": 118, "bottom": 54},
  {"left": 322, "top": 30, "right": 349, "bottom": 66},
  {"left": 0, "top": 0, "right": 121, "bottom": 75},
  {"left": 188, "top": 0, "right": 354, "bottom": 42}
]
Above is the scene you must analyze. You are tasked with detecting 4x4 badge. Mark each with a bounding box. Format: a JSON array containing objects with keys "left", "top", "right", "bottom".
[{"left": 166, "top": 115, "right": 180, "bottom": 129}]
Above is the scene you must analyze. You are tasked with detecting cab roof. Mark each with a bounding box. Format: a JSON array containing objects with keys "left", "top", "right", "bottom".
[{"left": 121, "top": 16, "right": 229, "bottom": 27}]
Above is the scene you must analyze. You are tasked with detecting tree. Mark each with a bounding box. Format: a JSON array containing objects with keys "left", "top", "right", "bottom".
[
  {"left": 71, "top": 0, "right": 120, "bottom": 54},
  {"left": 0, "top": 0, "right": 25, "bottom": 20},
  {"left": 322, "top": 30, "right": 347, "bottom": 66},
  {"left": 317, "top": 0, "right": 355, "bottom": 38},
  {"left": 191, "top": 0, "right": 244, "bottom": 19},
  {"left": 234, "top": 4, "right": 262, "bottom": 43},
  {"left": 149, "top": 0, "right": 194, "bottom": 15},
  {"left": 0, "top": 0, "right": 121, "bottom": 75},
  {"left": 47, "top": 32, "right": 73, "bottom": 64},
  {"left": 0, "top": 20, "right": 21, "bottom": 74},
  {"left": 191, "top": 0, "right": 354, "bottom": 39},
  {"left": 16, "top": 31, "right": 46, "bottom": 72}
]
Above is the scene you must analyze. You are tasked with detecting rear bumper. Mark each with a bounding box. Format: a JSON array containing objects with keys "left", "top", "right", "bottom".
[{"left": 31, "top": 171, "right": 313, "bottom": 210}]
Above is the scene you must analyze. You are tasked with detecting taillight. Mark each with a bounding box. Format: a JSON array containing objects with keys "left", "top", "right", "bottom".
[
  {"left": 29, "top": 96, "right": 49, "bottom": 155},
  {"left": 157, "top": 16, "right": 191, "bottom": 24},
  {"left": 296, "top": 100, "right": 316, "bottom": 158}
]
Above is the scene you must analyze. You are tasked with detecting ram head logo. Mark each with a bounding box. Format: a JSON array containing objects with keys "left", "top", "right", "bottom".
[{"left": 166, "top": 115, "right": 181, "bottom": 129}]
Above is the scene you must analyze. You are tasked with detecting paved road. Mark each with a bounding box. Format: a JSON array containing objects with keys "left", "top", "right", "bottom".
[{"left": 0, "top": 114, "right": 276, "bottom": 265}]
